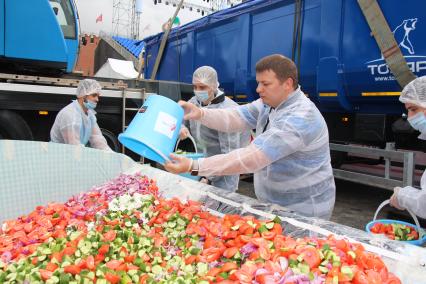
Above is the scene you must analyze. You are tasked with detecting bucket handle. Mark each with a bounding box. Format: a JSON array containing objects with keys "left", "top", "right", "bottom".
[
  {"left": 175, "top": 134, "right": 198, "bottom": 154},
  {"left": 373, "top": 199, "right": 425, "bottom": 238}
]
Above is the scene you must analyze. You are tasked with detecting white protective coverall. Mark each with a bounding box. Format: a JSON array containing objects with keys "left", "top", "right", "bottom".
[
  {"left": 393, "top": 76, "right": 426, "bottom": 218},
  {"left": 196, "top": 87, "right": 336, "bottom": 219},
  {"left": 50, "top": 80, "right": 111, "bottom": 151},
  {"left": 185, "top": 94, "right": 250, "bottom": 191}
]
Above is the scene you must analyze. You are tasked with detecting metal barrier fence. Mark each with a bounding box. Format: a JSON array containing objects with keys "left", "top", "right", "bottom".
[{"left": 330, "top": 143, "right": 415, "bottom": 190}]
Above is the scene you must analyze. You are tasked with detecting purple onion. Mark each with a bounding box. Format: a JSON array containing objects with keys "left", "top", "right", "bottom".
[
  {"left": 282, "top": 274, "right": 310, "bottom": 283},
  {"left": 240, "top": 242, "right": 257, "bottom": 255},
  {"left": 279, "top": 257, "right": 288, "bottom": 271},
  {"left": 254, "top": 268, "right": 269, "bottom": 277},
  {"left": 1, "top": 251, "right": 12, "bottom": 263},
  {"left": 277, "top": 269, "right": 294, "bottom": 284}
]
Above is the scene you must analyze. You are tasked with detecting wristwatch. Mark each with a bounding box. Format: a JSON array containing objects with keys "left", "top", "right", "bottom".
[{"left": 190, "top": 159, "right": 199, "bottom": 176}]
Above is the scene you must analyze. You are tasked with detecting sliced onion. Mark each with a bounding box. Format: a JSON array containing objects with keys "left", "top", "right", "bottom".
[
  {"left": 241, "top": 242, "right": 257, "bottom": 255},
  {"left": 279, "top": 257, "right": 288, "bottom": 271}
]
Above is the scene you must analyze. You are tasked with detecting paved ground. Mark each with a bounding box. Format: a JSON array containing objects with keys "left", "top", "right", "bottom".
[{"left": 237, "top": 177, "right": 416, "bottom": 230}]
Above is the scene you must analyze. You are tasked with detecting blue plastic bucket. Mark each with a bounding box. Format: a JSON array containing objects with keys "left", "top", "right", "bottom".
[
  {"left": 365, "top": 200, "right": 426, "bottom": 246},
  {"left": 118, "top": 94, "right": 183, "bottom": 165},
  {"left": 174, "top": 136, "right": 205, "bottom": 181},
  {"left": 366, "top": 219, "right": 426, "bottom": 246}
]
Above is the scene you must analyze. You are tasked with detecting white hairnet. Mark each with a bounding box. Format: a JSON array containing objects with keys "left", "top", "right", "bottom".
[
  {"left": 399, "top": 76, "right": 426, "bottom": 108},
  {"left": 192, "top": 66, "right": 220, "bottom": 91},
  {"left": 76, "top": 79, "right": 102, "bottom": 98}
]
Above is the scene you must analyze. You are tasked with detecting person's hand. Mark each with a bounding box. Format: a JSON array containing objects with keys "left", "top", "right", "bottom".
[
  {"left": 179, "top": 127, "right": 190, "bottom": 140},
  {"left": 178, "top": 101, "right": 202, "bottom": 120},
  {"left": 164, "top": 154, "right": 192, "bottom": 174},
  {"left": 390, "top": 187, "right": 405, "bottom": 210}
]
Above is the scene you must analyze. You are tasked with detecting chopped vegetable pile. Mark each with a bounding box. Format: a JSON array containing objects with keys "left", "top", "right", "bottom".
[
  {"left": 0, "top": 173, "right": 401, "bottom": 283},
  {"left": 370, "top": 222, "right": 419, "bottom": 241}
]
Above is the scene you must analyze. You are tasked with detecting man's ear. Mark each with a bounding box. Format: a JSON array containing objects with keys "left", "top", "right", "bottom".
[{"left": 284, "top": 78, "right": 294, "bottom": 90}]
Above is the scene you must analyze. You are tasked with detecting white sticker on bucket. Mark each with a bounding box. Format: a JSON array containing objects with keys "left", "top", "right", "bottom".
[{"left": 154, "top": 111, "right": 178, "bottom": 139}]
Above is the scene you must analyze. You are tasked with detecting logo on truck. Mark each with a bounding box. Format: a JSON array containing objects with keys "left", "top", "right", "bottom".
[{"left": 365, "top": 18, "right": 426, "bottom": 81}]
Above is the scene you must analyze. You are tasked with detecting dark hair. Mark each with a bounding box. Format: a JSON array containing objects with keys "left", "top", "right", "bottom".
[{"left": 255, "top": 54, "right": 298, "bottom": 88}]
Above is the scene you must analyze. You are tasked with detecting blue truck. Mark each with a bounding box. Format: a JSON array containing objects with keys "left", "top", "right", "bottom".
[
  {"left": 0, "top": 0, "right": 79, "bottom": 74},
  {"left": 0, "top": 0, "right": 192, "bottom": 154},
  {"left": 143, "top": 0, "right": 426, "bottom": 151}
]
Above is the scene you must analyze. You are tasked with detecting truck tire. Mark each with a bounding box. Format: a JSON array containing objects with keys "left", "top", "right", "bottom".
[
  {"left": 0, "top": 110, "right": 33, "bottom": 140},
  {"left": 97, "top": 114, "right": 121, "bottom": 153},
  {"left": 100, "top": 128, "right": 120, "bottom": 152}
]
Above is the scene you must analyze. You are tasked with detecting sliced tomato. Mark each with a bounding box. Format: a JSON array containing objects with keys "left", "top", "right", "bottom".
[
  {"left": 206, "top": 267, "right": 222, "bottom": 277},
  {"left": 86, "top": 255, "right": 95, "bottom": 270},
  {"left": 45, "top": 262, "right": 58, "bottom": 272},
  {"left": 301, "top": 246, "right": 321, "bottom": 269},
  {"left": 39, "top": 269, "right": 53, "bottom": 281},
  {"left": 105, "top": 273, "right": 120, "bottom": 284},
  {"left": 63, "top": 264, "right": 81, "bottom": 275},
  {"left": 103, "top": 230, "right": 117, "bottom": 242},
  {"left": 223, "top": 247, "right": 239, "bottom": 259},
  {"left": 106, "top": 259, "right": 123, "bottom": 270},
  {"left": 98, "top": 244, "right": 110, "bottom": 254},
  {"left": 221, "top": 262, "right": 238, "bottom": 272}
]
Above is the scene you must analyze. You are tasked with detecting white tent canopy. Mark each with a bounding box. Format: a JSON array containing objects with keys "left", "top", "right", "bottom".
[{"left": 95, "top": 58, "right": 139, "bottom": 79}]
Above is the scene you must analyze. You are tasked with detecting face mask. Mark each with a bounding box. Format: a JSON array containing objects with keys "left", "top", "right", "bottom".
[
  {"left": 408, "top": 112, "right": 426, "bottom": 133},
  {"left": 83, "top": 99, "right": 97, "bottom": 110},
  {"left": 194, "top": 90, "right": 209, "bottom": 103}
]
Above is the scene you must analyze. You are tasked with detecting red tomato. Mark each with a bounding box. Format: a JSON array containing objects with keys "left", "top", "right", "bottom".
[
  {"left": 202, "top": 247, "right": 222, "bottom": 262},
  {"left": 261, "top": 231, "right": 276, "bottom": 240},
  {"left": 63, "top": 265, "right": 81, "bottom": 275},
  {"left": 366, "top": 270, "right": 383, "bottom": 284},
  {"left": 86, "top": 255, "right": 95, "bottom": 270},
  {"left": 206, "top": 267, "right": 222, "bottom": 277},
  {"left": 223, "top": 247, "right": 239, "bottom": 259},
  {"left": 62, "top": 247, "right": 76, "bottom": 256},
  {"left": 301, "top": 246, "right": 321, "bottom": 269},
  {"left": 103, "top": 230, "right": 117, "bottom": 242},
  {"left": 98, "top": 244, "right": 110, "bottom": 254},
  {"left": 255, "top": 272, "right": 275, "bottom": 284},
  {"left": 106, "top": 260, "right": 123, "bottom": 270},
  {"left": 221, "top": 262, "right": 238, "bottom": 272},
  {"left": 105, "top": 273, "right": 120, "bottom": 284},
  {"left": 185, "top": 255, "right": 197, "bottom": 265},
  {"left": 39, "top": 269, "right": 53, "bottom": 281},
  {"left": 45, "top": 262, "right": 58, "bottom": 272},
  {"left": 233, "top": 270, "right": 253, "bottom": 283}
]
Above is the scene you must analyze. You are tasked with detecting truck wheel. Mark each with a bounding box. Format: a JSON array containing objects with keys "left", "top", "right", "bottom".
[
  {"left": 100, "top": 128, "right": 120, "bottom": 152},
  {"left": 0, "top": 110, "right": 33, "bottom": 140}
]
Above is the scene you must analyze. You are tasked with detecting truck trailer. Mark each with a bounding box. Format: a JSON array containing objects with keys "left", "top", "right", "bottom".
[{"left": 143, "top": 0, "right": 426, "bottom": 151}]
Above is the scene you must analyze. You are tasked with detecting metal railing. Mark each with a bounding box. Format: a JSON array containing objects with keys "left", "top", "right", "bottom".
[{"left": 330, "top": 143, "right": 415, "bottom": 190}]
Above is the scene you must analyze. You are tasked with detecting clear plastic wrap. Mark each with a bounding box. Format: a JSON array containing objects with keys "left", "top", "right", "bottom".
[{"left": 1, "top": 140, "right": 425, "bottom": 283}]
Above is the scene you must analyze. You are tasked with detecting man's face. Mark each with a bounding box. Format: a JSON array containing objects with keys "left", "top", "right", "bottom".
[
  {"left": 256, "top": 70, "right": 293, "bottom": 108},
  {"left": 405, "top": 102, "right": 426, "bottom": 118},
  {"left": 193, "top": 82, "right": 214, "bottom": 100},
  {"left": 85, "top": 93, "right": 100, "bottom": 103}
]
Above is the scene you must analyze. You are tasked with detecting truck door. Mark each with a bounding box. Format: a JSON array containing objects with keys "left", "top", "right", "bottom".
[{"left": 48, "top": 0, "right": 79, "bottom": 72}]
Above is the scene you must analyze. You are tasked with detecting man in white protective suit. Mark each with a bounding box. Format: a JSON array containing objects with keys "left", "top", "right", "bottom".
[
  {"left": 390, "top": 76, "right": 426, "bottom": 218},
  {"left": 50, "top": 79, "right": 111, "bottom": 151},
  {"left": 165, "top": 54, "right": 336, "bottom": 220}
]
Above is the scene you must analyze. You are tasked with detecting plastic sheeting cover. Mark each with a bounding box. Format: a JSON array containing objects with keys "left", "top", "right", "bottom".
[
  {"left": 95, "top": 58, "right": 139, "bottom": 79},
  {"left": 0, "top": 140, "right": 426, "bottom": 283}
]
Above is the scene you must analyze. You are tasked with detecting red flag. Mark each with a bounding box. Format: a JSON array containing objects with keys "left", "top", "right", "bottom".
[{"left": 96, "top": 14, "right": 103, "bottom": 23}]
